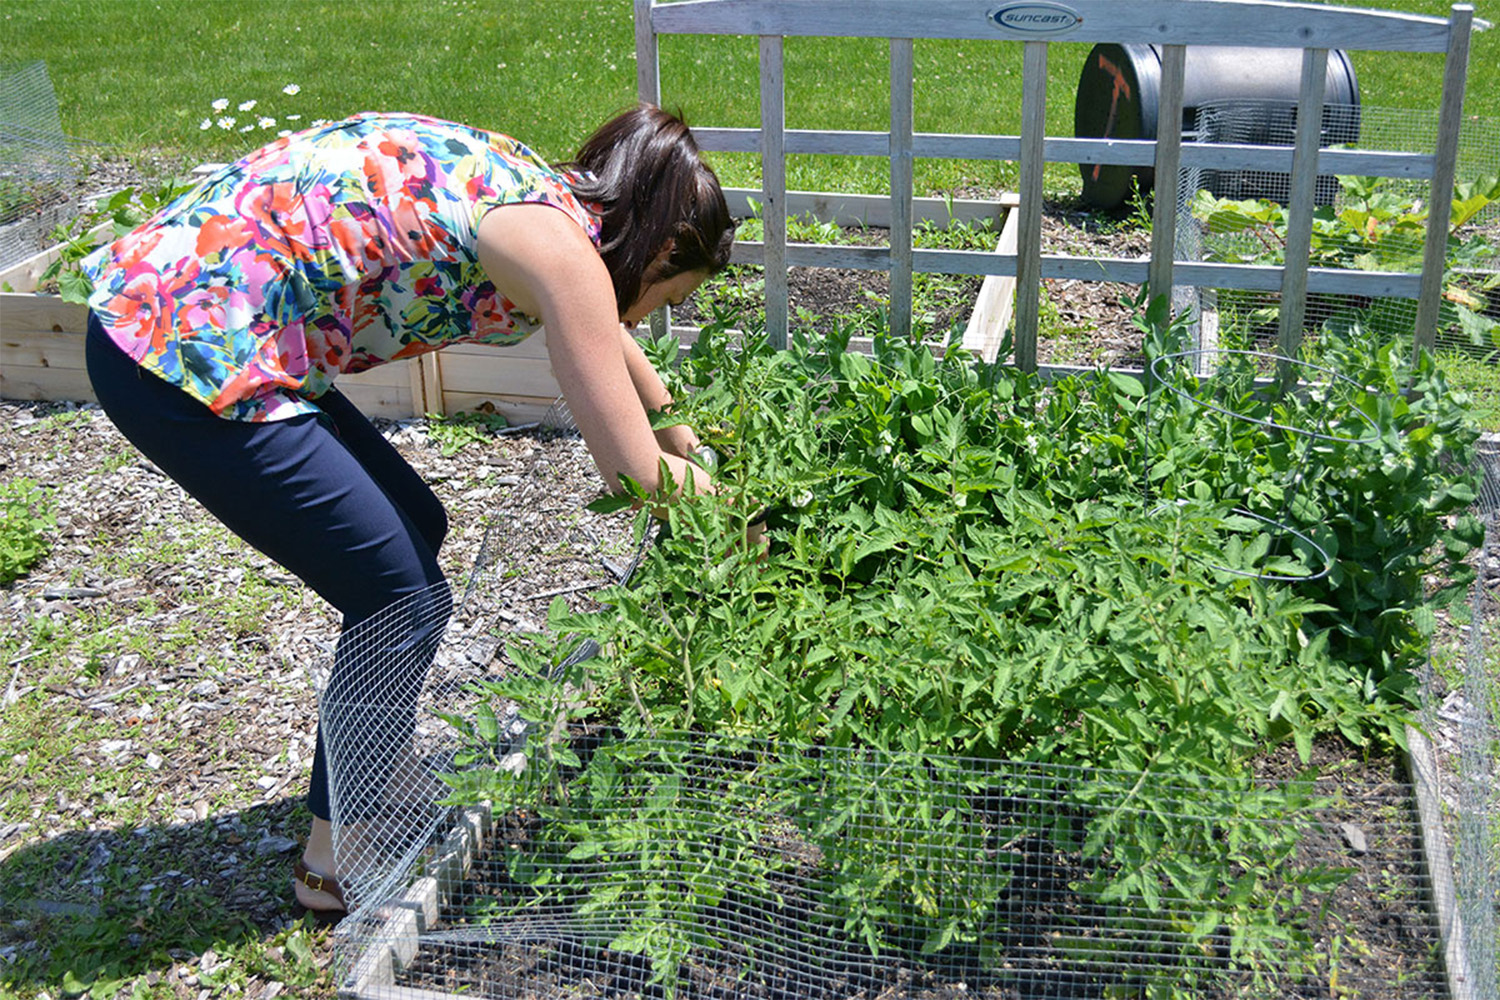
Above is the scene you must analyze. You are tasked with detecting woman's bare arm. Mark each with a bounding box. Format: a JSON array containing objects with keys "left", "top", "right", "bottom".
[{"left": 474, "top": 203, "right": 708, "bottom": 497}]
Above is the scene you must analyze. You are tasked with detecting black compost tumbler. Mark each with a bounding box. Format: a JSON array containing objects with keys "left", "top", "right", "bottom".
[{"left": 1074, "top": 45, "right": 1360, "bottom": 209}]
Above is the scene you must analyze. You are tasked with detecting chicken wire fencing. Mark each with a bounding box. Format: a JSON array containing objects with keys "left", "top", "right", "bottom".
[
  {"left": 1178, "top": 102, "right": 1500, "bottom": 359},
  {"left": 0, "top": 60, "right": 83, "bottom": 272},
  {"left": 332, "top": 736, "right": 1469, "bottom": 1000},
  {"left": 313, "top": 402, "right": 659, "bottom": 916},
  {"left": 319, "top": 381, "right": 1499, "bottom": 1000}
]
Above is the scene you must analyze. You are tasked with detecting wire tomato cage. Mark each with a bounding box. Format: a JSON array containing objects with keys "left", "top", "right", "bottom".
[{"left": 1142, "top": 347, "right": 1385, "bottom": 584}]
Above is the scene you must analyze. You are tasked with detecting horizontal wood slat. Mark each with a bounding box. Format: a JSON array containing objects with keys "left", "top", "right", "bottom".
[
  {"left": 700, "top": 131, "right": 1434, "bottom": 180},
  {"left": 652, "top": 0, "right": 1456, "bottom": 50}
]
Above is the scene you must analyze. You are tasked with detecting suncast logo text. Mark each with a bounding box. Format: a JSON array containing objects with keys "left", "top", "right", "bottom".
[{"left": 988, "top": 2, "right": 1084, "bottom": 34}]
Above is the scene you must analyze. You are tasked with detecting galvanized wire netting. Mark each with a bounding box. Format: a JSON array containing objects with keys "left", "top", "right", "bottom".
[
  {"left": 1430, "top": 443, "right": 1500, "bottom": 1000},
  {"left": 1181, "top": 103, "right": 1500, "bottom": 357},
  {"left": 0, "top": 60, "right": 81, "bottom": 271},
  {"left": 337, "top": 739, "right": 1458, "bottom": 1000},
  {"left": 323, "top": 390, "right": 1500, "bottom": 1000}
]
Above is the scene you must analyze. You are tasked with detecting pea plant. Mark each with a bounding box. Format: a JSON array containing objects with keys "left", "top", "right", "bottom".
[{"left": 440, "top": 308, "right": 1481, "bottom": 996}]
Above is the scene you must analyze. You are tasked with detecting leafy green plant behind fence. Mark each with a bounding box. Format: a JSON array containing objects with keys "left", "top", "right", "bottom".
[
  {"left": 1191, "top": 173, "right": 1500, "bottom": 353},
  {"left": 432, "top": 309, "right": 1479, "bottom": 996}
]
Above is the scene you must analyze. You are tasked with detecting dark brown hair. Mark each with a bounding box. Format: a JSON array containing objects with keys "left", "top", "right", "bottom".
[{"left": 560, "top": 104, "right": 735, "bottom": 315}]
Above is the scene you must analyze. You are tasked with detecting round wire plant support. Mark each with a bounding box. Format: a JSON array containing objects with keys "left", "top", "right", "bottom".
[
  {"left": 1147, "top": 349, "right": 1383, "bottom": 446},
  {"left": 1143, "top": 348, "right": 1382, "bottom": 584},
  {"left": 1212, "top": 506, "right": 1334, "bottom": 583}
]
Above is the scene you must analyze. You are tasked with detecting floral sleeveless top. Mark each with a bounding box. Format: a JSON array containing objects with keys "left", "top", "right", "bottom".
[{"left": 82, "top": 112, "right": 601, "bottom": 422}]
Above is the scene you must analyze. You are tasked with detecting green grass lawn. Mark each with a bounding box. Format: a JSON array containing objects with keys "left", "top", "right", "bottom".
[{"left": 2, "top": 0, "right": 1494, "bottom": 196}]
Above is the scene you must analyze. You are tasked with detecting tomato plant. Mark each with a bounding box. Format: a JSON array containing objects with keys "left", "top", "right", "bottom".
[{"left": 441, "top": 306, "right": 1481, "bottom": 995}]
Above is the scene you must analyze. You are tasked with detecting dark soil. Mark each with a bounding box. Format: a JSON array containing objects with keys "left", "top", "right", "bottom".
[{"left": 672, "top": 198, "right": 1152, "bottom": 369}]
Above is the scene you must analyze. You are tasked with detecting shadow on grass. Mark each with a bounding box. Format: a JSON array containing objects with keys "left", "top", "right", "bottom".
[{"left": 0, "top": 797, "right": 332, "bottom": 996}]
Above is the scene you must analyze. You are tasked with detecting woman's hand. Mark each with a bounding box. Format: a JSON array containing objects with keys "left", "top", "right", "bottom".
[{"left": 654, "top": 420, "right": 702, "bottom": 461}]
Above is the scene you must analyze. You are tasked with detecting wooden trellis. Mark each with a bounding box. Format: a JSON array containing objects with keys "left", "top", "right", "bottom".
[{"left": 633, "top": 0, "right": 1480, "bottom": 370}]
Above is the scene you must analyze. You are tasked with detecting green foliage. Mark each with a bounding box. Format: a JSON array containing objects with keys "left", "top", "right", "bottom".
[
  {"left": 1190, "top": 174, "right": 1500, "bottom": 349},
  {"left": 0, "top": 479, "right": 53, "bottom": 586},
  {"left": 423, "top": 409, "right": 510, "bottom": 457},
  {"left": 38, "top": 181, "right": 196, "bottom": 304},
  {"left": 440, "top": 306, "right": 1480, "bottom": 993}
]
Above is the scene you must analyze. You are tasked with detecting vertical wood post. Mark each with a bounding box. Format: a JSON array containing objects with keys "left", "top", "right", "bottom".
[
  {"left": 760, "top": 35, "right": 789, "bottom": 350},
  {"left": 889, "top": 38, "right": 915, "bottom": 343},
  {"left": 1147, "top": 44, "right": 1186, "bottom": 323},
  {"left": 1276, "top": 46, "right": 1331, "bottom": 364},
  {"left": 1013, "top": 41, "right": 1048, "bottom": 372},
  {"left": 1413, "top": 3, "right": 1475, "bottom": 361},
  {"left": 634, "top": 0, "right": 673, "bottom": 341}
]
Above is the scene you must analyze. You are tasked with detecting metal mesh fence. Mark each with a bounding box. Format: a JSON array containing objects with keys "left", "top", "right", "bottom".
[
  {"left": 1181, "top": 103, "right": 1500, "bottom": 357},
  {"left": 338, "top": 739, "right": 1458, "bottom": 1000},
  {"left": 1432, "top": 442, "right": 1500, "bottom": 1000},
  {"left": 0, "top": 61, "right": 81, "bottom": 272},
  {"left": 319, "top": 385, "right": 1500, "bottom": 1000}
]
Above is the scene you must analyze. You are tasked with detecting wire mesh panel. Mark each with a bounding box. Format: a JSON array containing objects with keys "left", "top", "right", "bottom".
[
  {"left": 336, "top": 737, "right": 1456, "bottom": 1000},
  {"left": 1428, "top": 453, "right": 1500, "bottom": 1000},
  {"left": 1183, "top": 105, "right": 1500, "bottom": 358},
  {"left": 0, "top": 61, "right": 78, "bottom": 271}
]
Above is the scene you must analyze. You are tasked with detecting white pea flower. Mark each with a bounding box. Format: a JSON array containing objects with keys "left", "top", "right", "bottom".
[
  {"left": 216, "top": 116, "right": 237, "bottom": 130},
  {"left": 1024, "top": 434, "right": 1040, "bottom": 452},
  {"left": 198, "top": 118, "right": 213, "bottom": 130},
  {"left": 238, "top": 99, "right": 257, "bottom": 112},
  {"left": 257, "top": 116, "right": 276, "bottom": 129},
  {"left": 282, "top": 83, "right": 301, "bottom": 95},
  {"left": 791, "top": 490, "right": 813, "bottom": 509},
  {"left": 499, "top": 751, "right": 527, "bottom": 775},
  {"left": 211, "top": 98, "right": 229, "bottom": 112}
]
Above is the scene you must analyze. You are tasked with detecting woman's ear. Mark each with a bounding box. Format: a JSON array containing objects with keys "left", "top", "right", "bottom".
[{"left": 642, "top": 240, "right": 676, "bottom": 282}]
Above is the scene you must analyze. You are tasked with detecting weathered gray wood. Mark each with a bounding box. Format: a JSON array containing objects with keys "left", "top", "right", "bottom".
[
  {"left": 696, "top": 130, "right": 1435, "bottom": 180},
  {"left": 728, "top": 242, "right": 1425, "bottom": 300},
  {"left": 760, "top": 34, "right": 789, "bottom": 350},
  {"left": 1277, "top": 47, "right": 1332, "bottom": 360},
  {"left": 1414, "top": 3, "right": 1476, "bottom": 358},
  {"left": 720, "top": 187, "right": 1008, "bottom": 228},
  {"left": 1147, "top": 44, "right": 1186, "bottom": 309},
  {"left": 651, "top": 0, "right": 1456, "bottom": 50},
  {"left": 1013, "top": 41, "right": 1048, "bottom": 371},
  {"left": 889, "top": 37, "right": 915, "bottom": 342},
  {"left": 634, "top": 0, "right": 660, "bottom": 104},
  {"left": 637, "top": 0, "right": 673, "bottom": 342}
]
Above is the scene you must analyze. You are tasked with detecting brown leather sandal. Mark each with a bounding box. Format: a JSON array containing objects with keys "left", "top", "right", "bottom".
[{"left": 293, "top": 859, "right": 348, "bottom": 926}]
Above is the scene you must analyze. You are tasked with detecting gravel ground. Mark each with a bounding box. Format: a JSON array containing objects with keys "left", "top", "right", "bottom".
[{"left": 0, "top": 398, "right": 637, "bottom": 996}]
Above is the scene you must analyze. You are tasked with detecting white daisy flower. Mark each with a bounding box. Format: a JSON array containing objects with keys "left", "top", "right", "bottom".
[
  {"left": 238, "top": 99, "right": 257, "bottom": 112},
  {"left": 199, "top": 118, "right": 213, "bottom": 130},
  {"left": 257, "top": 116, "right": 276, "bottom": 129},
  {"left": 239, "top": 124, "right": 255, "bottom": 132},
  {"left": 285, "top": 114, "right": 301, "bottom": 121},
  {"left": 211, "top": 98, "right": 229, "bottom": 112},
  {"left": 216, "top": 116, "right": 236, "bottom": 130},
  {"left": 277, "top": 130, "right": 293, "bottom": 138},
  {"left": 282, "top": 83, "right": 301, "bottom": 95}
]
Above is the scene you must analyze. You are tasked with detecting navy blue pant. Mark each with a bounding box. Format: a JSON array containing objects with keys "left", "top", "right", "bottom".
[{"left": 85, "top": 314, "right": 450, "bottom": 820}]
